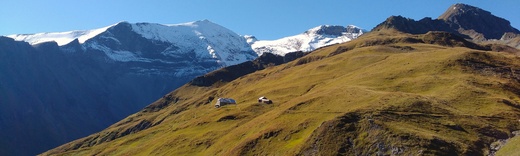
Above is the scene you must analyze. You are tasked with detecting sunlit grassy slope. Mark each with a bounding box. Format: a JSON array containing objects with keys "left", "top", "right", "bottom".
[{"left": 42, "top": 31, "right": 520, "bottom": 155}]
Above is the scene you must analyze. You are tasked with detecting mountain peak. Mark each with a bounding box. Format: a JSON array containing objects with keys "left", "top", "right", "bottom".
[
  {"left": 305, "top": 25, "right": 348, "bottom": 36},
  {"left": 243, "top": 35, "right": 258, "bottom": 44},
  {"left": 378, "top": 15, "right": 418, "bottom": 28},
  {"left": 438, "top": 3, "right": 490, "bottom": 21},
  {"left": 371, "top": 15, "right": 437, "bottom": 34},
  {"left": 116, "top": 21, "right": 130, "bottom": 25},
  {"left": 438, "top": 3, "right": 520, "bottom": 39},
  {"left": 190, "top": 19, "right": 215, "bottom": 26},
  {"left": 195, "top": 19, "right": 212, "bottom": 24},
  {"left": 166, "top": 19, "right": 219, "bottom": 28},
  {"left": 346, "top": 25, "right": 365, "bottom": 34},
  {"left": 451, "top": 3, "right": 483, "bottom": 12}
]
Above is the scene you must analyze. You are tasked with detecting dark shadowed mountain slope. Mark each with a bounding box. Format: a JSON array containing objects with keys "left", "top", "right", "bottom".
[{"left": 0, "top": 37, "right": 116, "bottom": 156}]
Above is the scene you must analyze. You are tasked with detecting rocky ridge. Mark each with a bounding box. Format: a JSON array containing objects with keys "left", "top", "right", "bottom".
[{"left": 373, "top": 3, "right": 520, "bottom": 48}]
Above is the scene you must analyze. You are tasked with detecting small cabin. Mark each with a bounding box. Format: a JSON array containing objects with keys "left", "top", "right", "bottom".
[
  {"left": 258, "top": 96, "right": 272, "bottom": 104},
  {"left": 215, "top": 98, "right": 236, "bottom": 108}
]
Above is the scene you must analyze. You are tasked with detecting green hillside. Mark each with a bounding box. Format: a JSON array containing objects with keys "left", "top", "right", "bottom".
[{"left": 42, "top": 31, "right": 520, "bottom": 155}]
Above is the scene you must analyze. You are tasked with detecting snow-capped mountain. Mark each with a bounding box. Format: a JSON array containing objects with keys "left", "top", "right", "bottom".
[
  {"left": 247, "top": 25, "right": 366, "bottom": 56},
  {"left": 8, "top": 20, "right": 256, "bottom": 68}
]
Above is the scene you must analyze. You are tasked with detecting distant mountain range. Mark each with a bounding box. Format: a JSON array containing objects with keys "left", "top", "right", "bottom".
[{"left": 1, "top": 20, "right": 362, "bottom": 155}]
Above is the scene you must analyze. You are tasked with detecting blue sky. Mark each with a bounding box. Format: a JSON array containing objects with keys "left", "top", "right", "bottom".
[{"left": 1, "top": 0, "right": 519, "bottom": 40}]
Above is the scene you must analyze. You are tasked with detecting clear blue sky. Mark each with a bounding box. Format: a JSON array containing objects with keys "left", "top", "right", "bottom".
[{"left": 1, "top": 0, "right": 519, "bottom": 40}]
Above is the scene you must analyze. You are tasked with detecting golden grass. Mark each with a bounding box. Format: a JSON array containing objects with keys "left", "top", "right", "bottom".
[{"left": 42, "top": 31, "right": 520, "bottom": 156}]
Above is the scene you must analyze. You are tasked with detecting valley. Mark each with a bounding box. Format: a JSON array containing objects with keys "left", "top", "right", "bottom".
[{"left": 1, "top": 2, "right": 519, "bottom": 156}]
